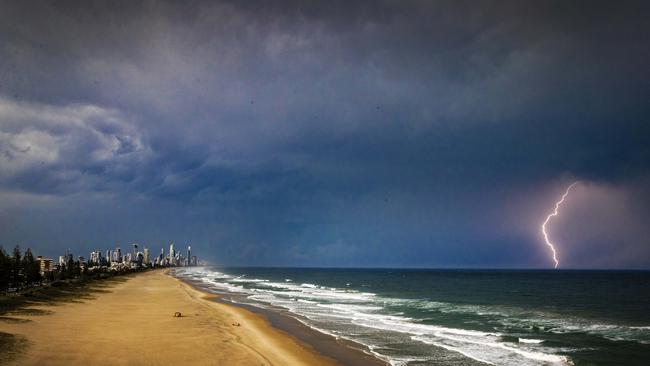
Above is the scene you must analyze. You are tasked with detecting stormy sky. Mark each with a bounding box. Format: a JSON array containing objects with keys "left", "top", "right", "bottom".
[{"left": 1, "top": 0, "right": 649, "bottom": 268}]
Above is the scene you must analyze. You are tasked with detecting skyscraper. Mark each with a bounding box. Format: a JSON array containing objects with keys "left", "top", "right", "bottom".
[
  {"left": 187, "top": 246, "right": 191, "bottom": 266},
  {"left": 36, "top": 256, "right": 53, "bottom": 275},
  {"left": 143, "top": 248, "right": 150, "bottom": 264},
  {"left": 90, "top": 251, "right": 99, "bottom": 265}
]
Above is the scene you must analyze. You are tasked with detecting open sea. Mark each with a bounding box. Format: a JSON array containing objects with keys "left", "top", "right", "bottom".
[{"left": 175, "top": 267, "right": 650, "bottom": 366}]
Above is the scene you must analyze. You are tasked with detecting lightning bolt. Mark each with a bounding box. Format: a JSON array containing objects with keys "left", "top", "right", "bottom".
[{"left": 541, "top": 182, "right": 578, "bottom": 269}]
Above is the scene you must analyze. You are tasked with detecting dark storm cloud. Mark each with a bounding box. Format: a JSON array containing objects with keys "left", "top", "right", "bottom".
[{"left": 0, "top": 0, "right": 649, "bottom": 267}]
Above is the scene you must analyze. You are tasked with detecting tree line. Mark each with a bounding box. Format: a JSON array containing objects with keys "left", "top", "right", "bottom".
[
  {"left": 0, "top": 245, "right": 42, "bottom": 293},
  {"left": 0, "top": 245, "right": 142, "bottom": 294}
]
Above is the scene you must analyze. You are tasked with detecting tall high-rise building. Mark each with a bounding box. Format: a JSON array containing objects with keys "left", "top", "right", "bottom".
[
  {"left": 90, "top": 251, "right": 99, "bottom": 265},
  {"left": 143, "top": 248, "right": 150, "bottom": 264},
  {"left": 116, "top": 247, "right": 122, "bottom": 263},
  {"left": 186, "top": 246, "right": 191, "bottom": 266},
  {"left": 36, "top": 256, "right": 53, "bottom": 275},
  {"left": 90, "top": 251, "right": 103, "bottom": 266},
  {"left": 169, "top": 242, "right": 175, "bottom": 264}
]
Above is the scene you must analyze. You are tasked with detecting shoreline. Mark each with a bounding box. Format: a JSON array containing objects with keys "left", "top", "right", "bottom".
[
  {"left": 0, "top": 269, "right": 385, "bottom": 365},
  {"left": 174, "top": 272, "right": 388, "bottom": 366}
]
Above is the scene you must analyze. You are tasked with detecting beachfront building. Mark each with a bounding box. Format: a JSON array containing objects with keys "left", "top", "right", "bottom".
[
  {"left": 79, "top": 256, "right": 87, "bottom": 271},
  {"left": 36, "top": 256, "right": 53, "bottom": 276},
  {"left": 89, "top": 251, "right": 99, "bottom": 265},
  {"left": 58, "top": 252, "right": 74, "bottom": 266},
  {"left": 169, "top": 243, "right": 175, "bottom": 264},
  {"left": 16, "top": 242, "right": 200, "bottom": 283}
]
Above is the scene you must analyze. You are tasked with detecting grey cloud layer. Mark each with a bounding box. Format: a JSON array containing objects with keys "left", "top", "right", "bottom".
[
  {"left": 0, "top": 98, "right": 150, "bottom": 194},
  {"left": 0, "top": 1, "right": 649, "bottom": 267}
]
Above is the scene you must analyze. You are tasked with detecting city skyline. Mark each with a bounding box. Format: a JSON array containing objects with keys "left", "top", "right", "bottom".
[
  {"left": 19, "top": 241, "right": 196, "bottom": 263},
  {"left": 0, "top": 241, "right": 199, "bottom": 281}
]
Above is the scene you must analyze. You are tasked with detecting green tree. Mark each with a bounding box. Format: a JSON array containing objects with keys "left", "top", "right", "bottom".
[
  {"left": 66, "top": 256, "right": 75, "bottom": 279},
  {"left": 10, "top": 245, "right": 22, "bottom": 290},
  {"left": 0, "top": 246, "right": 10, "bottom": 292},
  {"left": 22, "top": 248, "right": 41, "bottom": 286},
  {"left": 46, "top": 269, "right": 55, "bottom": 283},
  {"left": 57, "top": 265, "right": 67, "bottom": 280},
  {"left": 73, "top": 260, "right": 81, "bottom": 277}
]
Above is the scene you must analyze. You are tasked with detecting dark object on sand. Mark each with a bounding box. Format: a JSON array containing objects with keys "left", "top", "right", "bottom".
[
  {"left": 232, "top": 322, "right": 241, "bottom": 326},
  {"left": 174, "top": 312, "right": 182, "bottom": 317}
]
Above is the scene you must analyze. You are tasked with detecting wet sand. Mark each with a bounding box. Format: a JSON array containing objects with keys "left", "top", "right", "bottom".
[
  {"left": 0, "top": 269, "right": 380, "bottom": 365},
  {"left": 179, "top": 276, "right": 387, "bottom": 366}
]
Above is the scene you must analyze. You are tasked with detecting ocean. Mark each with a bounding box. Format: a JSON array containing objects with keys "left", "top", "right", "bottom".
[{"left": 175, "top": 267, "right": 650, "bottom": 365}]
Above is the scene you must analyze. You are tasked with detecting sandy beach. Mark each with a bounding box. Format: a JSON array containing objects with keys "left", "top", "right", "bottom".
[{"left": 0, "top": 270, "right": 368, "bottom": 365}]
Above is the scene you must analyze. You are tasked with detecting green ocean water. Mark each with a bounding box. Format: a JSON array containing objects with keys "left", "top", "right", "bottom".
[{"left": 177, "top": 268, "right": 650, "bottom": 365}]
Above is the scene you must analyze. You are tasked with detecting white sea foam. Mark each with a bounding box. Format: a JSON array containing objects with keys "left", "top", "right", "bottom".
[
  {"left": 190, "top": 269, "right": 591, "bottom": 366},
  {"left": 413, "top": 334, "right": 571, "bottom": 366},
  {"left": 384, "top": 297, "right": 650, "bottom": 345},
  {"left": 317, "top": 303, "right": 384, "bottom": 312},
  {"left": 519, "top": 338, "right": 545, "bottom": 344},
  {"left": 386, "top": 356, "right": 435, "bottom": 366},
  {"left": 261, "top": 289, "right": 570, "bottom": 365},
  {"left": 413, "top": 336, "right": 497, "bottom": 365},
  {"left": 297, "top": 299, "right": 317, "bottom": 304},
  {"left": 230, "top": 278, "right": 268, "bottom": 283}
]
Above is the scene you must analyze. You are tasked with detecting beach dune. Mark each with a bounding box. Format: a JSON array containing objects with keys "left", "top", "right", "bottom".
[{"left": 0, "top": 270, "right": 340, "bottom": 365}]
